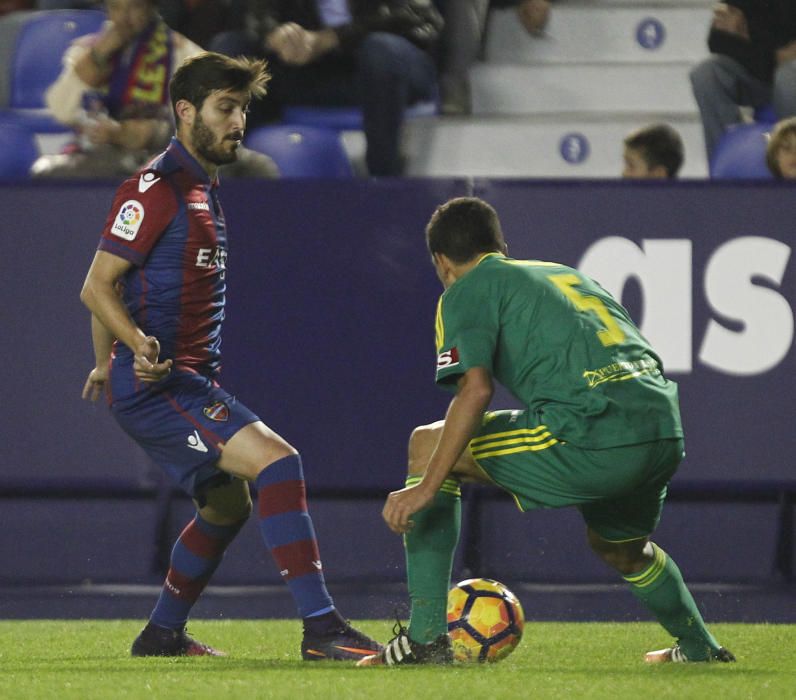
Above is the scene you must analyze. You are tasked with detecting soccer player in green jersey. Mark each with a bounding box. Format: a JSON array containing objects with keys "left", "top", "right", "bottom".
[{"left": 358, "top": 196, "right": 735, "bottom": 667}]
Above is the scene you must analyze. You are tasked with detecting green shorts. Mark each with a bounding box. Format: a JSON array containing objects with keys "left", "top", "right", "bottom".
[{"left": 468, "top": 410, "right": 684, "bottom": 542}]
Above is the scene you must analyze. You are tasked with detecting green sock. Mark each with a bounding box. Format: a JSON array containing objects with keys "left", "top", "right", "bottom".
[
  {"left": 404, "top": 476, "right": 461, "bottom": 644},
  {"left": 624, "top": 542, "right": 720, "bottom": 660}
]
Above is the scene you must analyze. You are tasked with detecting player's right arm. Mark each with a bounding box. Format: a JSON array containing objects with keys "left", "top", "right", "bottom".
[
  {"left": 382, "top": 366, "right": 493, "bottom": 535},
  {"left": 80, "top": 250, "right": 172, "bottom": 385}
]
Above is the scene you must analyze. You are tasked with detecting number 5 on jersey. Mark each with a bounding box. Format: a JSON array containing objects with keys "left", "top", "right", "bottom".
[{"left": 548, "top": 273, "right": 626, "bottom": 347}]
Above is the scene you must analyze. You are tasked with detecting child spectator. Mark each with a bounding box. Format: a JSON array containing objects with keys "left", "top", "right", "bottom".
[
  {"left": 765, "top": 116, "right": 796, "bottom": 178},
  {"left": 622, "top": 123, "right": 684, "bottom": 179}
]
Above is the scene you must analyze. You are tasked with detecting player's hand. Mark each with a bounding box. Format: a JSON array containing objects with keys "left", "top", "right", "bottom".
[
  {"left": 776, "top": 40, "right": 796, "bottom": 65},
  {"left": 382, "top": 482, "right": 436, "bottom": 535},
  {"left": 517, "top": 0, "right": 551, "bottom": 36},
  {"left": 133, "top": 336, "right": 172, "bottom": 383},
  {"left": 82, "top": 366, "right": 109, "bottom": 402},
  {"left": 267, "top": 23, "right": 313, "bottom": 65},
  {"left": 83, "top": 116, "right": 122, "bottom": 146},
  {"left": 94, "top": 22, "right": 131, "bottom": 56},
  {"left": 712, "top": 3, "right": 749, "bottom": 39}
]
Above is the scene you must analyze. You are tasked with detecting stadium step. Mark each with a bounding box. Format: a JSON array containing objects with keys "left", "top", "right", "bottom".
[
  {"left": 470, "top": 63, "right": 699, "bottom": 116},
  {"left": 401, "top": 113, "right": 708, "bottom": 178},
  {"left": 484, "top": 3, "right": 712, "bottom": 66}
]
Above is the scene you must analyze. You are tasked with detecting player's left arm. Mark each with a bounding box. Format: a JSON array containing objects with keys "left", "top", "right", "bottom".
[
  {"left": 81, "top": 250, "right": 172, "bottom": 385},
  {"left": 382, "top": 366, "right": 493, "bottom": 535},
  {"left": 82, "top": 313, "right": 116, "bottom": 402}
]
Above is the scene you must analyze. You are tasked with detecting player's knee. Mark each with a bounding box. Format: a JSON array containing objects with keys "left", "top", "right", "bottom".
[
  {"left": 407, "top": 422, "right": 440, "bottom": 475},
  {"left": 200, "top": 499, "right": 252, "bottom": 526},
  {"left": 199, "top": 479, "right": 253, "bottom": 524},
  {"left": 586, "top": 529, "right": 648, "bottom": 575}
]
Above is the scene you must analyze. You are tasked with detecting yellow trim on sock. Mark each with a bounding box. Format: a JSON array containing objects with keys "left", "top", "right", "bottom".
[
  {"left": 624, "top": 544, "right": 668, "bottom": 588},
  {"left": 404, "top": 475, "right": 461, "bottom": 498}
]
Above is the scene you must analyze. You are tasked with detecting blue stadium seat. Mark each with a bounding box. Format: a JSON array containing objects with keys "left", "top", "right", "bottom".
[
  {"left": 710, "top": 123, "right": 774, "bottom": 180},
  {"left": 753, "top": 104, "right": 778, "bottom": 125},
  {"left": 0, "top": 119, "right": 38, "bottom": 179},
  {"left": 0, "top": 9, "right": 105, "bottom": 133},
  {"left": 282, "top": 100, "right": 438, "bottom": 130},
  {"left": 244, "top": 125, "right": 354, "bottom": 178},
  {"left": 4, "top": 9, "right": 106, "bottom": 109}
]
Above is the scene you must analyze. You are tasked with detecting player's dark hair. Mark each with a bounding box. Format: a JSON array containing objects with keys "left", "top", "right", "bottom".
[
  {"left": 623, "top": 123, "right": 684, "bottom": 178},
  {"left": 426, "top": 197, "right": 507, "bottom": 264},
  {"left": 169, "top": 52, "right": 270, "bottom": 122},
  {"left": 765, "top": 116, "right": 796, "bottom": 178}
]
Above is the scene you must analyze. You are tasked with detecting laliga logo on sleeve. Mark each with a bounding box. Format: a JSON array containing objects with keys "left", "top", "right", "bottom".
[{"left": 111, "top": 200, "right": 144, "bottom": 240}]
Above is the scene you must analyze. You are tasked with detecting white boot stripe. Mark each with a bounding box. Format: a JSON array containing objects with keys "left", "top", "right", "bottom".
[
  {"left": 385, "top": 643, "right": 395, "bottom": 665},
  {"left": 400, "top": 635, "right": 412, "bottom": 657}
]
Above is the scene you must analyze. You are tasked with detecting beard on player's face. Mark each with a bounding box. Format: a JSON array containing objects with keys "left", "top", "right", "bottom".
[{"left": 191, "top": 111, "right": 241, "bottom": 166}]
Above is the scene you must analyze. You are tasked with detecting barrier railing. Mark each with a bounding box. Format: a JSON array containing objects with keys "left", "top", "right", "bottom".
[{"left": 1, "top": 479, "right": 792, "bottom": 583}]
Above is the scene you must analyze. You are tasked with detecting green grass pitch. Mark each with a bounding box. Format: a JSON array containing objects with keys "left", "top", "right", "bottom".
[{"left": 0, "top": 620, "right": 793, "bottom": 699}]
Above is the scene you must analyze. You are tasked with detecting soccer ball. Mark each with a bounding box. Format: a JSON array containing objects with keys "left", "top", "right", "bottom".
[{"left": 447, "top": 577, "right": 524, "bottom": 663}]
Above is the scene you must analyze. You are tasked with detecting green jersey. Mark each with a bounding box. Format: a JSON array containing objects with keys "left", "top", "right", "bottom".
[{"left": 434, "top": 253, "right": 683, "bottom": 449}]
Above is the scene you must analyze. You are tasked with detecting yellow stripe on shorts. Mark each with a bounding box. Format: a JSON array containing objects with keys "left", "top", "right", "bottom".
[
  {"left": 470, "top": 426, "right": 559, "bottom": 460},
  {"left": 471, "top": 438, "right": 560, "bottom": 460},
  {"left": 470, "top": 426, "right": 550, "bottom": 446}
]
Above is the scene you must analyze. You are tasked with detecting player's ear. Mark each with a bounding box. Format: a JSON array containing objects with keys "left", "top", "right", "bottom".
[
  {"left": 432, "top": 252, "right": 451, "bottom": 273},
  {"left": 175, "top": 99, "right": 196, "bottom": 128}
]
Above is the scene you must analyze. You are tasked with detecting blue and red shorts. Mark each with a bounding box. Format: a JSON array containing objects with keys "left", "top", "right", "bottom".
[{"left": 108, "top": 368, "right": 260, "bottom": 498}]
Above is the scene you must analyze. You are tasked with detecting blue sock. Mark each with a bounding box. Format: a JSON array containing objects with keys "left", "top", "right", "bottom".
[
  {"left": 255, "top": 454, "right": 335, "bottom": 619},
  {"left": 150, "top": 513, "right": 245, "bottom": 630}
]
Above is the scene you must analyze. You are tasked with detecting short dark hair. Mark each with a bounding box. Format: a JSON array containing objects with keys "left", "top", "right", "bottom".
[
  {"left": 623, "top": 123, "right": 684, "bottom": 177},
  {"left": 426, "top": 197, "right": 506, "bottom": 264},
  {"left": 169, "top": 52, "right": 270, "bottom": 122},
  {"left": 766, "top": 116, "right": 796, "bottom": 178}
]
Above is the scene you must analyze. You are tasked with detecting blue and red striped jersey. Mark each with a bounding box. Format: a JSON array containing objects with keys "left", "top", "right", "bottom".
[{"left": 99, "top": 138, "right": 228, "bottom": 379}]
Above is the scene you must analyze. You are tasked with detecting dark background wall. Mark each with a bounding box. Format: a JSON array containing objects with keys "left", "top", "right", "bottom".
[{"left": 1, "top": 179, "right": 793, "bottom": 610}]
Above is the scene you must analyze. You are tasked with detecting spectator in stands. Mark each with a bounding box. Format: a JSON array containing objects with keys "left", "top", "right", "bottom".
[
  {"left": 765, "top": 116, "right": 796, "bottom": 178},
  {"left": 36, "top": 1, "right": 244, "bottom": 57},
  {"left": 158, "top": 0, "right": 245, "bottom": 49},
  {"left": 622, "top": 123, "right": 684, "bottom": 179},
  {"left": 36, "top": 1, "right": 101, "bottom": 8},
  {"left": 32, "top": 0, "right": 276, "bottom": 179},
  {"left": 1, "top": 1, "right": 33, "bottom": 17},
  {"left": 690, "top": 1, "right": 796, "bottom": 161},
  {"left": 211, "top": 1, "right": 442, "bottom": 177},
  {"left": 434, "top": 0, "right": 551, "bottom": 115}
]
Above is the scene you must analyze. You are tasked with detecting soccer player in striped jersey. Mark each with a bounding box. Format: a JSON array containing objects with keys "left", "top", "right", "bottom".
[
  {"left": 359, "top": 196, "right": 734, "bottom": 667},
  {"left": 80, "top": 52, "right": 380, "bottom": 661}
]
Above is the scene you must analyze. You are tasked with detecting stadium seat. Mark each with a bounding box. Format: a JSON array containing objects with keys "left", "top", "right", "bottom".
[
  {"left": 709, "top": 123, "right": 774, "bottom": 180},
  {"left": 0, "top": 9, "right": 105, "bottom": 133},
  {"left": 754, "top": 104, "right": 778, "bottom": 125},
  {"left": 0, "top": 119, "right": 38, "bottom": 179},
  {"left": 282, "top": 100, "right": 438, "bottom": 130},
  {"left": 4, "top": 9, "right": 106, "bottom": 109},
  {"left": 244, "top": 125, "right": 354, "bottom": 178}
]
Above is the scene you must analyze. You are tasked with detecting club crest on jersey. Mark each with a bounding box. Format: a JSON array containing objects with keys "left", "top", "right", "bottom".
[
  {"left": 111, "top": 200, "right": 144, "bottom": 240},
  {"left": 203, "top": 401, "right": 229, "bottom": 422},
  {"left": 437, "top": 347, "right": 460, "bottom": 370}
]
